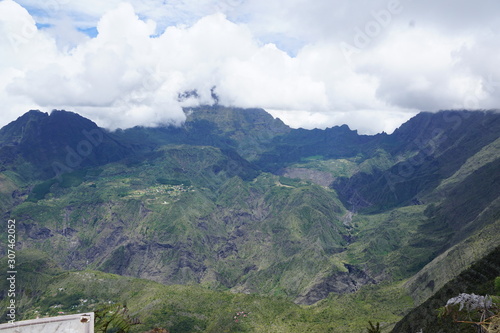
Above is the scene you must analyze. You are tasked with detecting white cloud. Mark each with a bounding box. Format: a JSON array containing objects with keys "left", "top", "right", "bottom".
[
  {"left": 0, "top": 0, "right": 60, "bottom": 124},
  {"left": 1, "top": 0, "right": 499, "bottom": 134},
  {"left": 353, "top": 27, "right": 475, "bottom": 111},
  {"left": 1, "top": 3, "right": 333, "bottom": 130},
  {"left": 267, "top": 109, "right": 413, "bottom": 134}
]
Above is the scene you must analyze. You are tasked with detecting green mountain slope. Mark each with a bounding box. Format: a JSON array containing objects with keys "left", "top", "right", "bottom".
[
  {"left": 0, "top": 107, "right": 498, "bottom": 331},
  {"left": 333, "top": 110, "right": 500, "bottom": 211},
  {"left": 7, "top": 147, "right": 351, "bottom": 300},
  {"left": 112, "top": 106, "right": 290, "bottom": 161},
  {"left": 0, "top": 110, "right": 132, "bottom": 180},
  {"left": 0, "top": 250, "right": 415, "bottom": 333},
  {"left": 391, "top": 245, "right": 500, "bottom": 333}
]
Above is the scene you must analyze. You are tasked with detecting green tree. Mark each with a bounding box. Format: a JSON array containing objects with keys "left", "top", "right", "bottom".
[
  {"left": 95, "top": 304, "right": 140, "bottom": 333},
  {"left": 366, "top": 321, "right": 381, "bottom": 333},
  {"left": 439, "top": 293, "right": 499, "bottom": 333}
]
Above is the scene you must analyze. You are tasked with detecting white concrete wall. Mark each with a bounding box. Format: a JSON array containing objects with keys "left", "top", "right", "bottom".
[{"left": 0, "top": 313, "right": 94, "bottom": 333}]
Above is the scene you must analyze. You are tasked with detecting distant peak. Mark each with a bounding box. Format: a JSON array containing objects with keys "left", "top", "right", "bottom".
[
  {"left": 27, "top": 109, "right": 48, "bottom": 115},
  {"left": 49, "top": 109, "right": 87, "bottom": 118},
  {"left": 18, "top": 109, "right": 49, "bottom": 121}
]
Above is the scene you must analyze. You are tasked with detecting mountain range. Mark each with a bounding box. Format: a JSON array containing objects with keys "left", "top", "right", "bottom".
[{"left": 0, "top": 106, "right": 499, "bottom": 332}]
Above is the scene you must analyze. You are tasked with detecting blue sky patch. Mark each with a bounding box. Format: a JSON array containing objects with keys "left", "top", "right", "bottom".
[{"left": 78, "top": 26, "right": 98, "bottom": 38}]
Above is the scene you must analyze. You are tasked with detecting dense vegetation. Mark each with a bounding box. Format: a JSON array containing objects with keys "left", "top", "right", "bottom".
[{"left": 0, "top": 107, "right": 499, "bottom": 332}]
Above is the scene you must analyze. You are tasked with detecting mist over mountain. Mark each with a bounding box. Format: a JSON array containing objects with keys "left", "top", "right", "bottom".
[{"left": 0, "top": 106, "right": 499, "bottom": 332}]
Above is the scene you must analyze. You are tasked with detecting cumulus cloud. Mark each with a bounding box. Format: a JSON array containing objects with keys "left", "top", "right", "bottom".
[
  {"left": 1, "top": 1, "right": 333, "bottom": 130},
  {"left": 1, "top": 0, "right": 499, "bottom": 133}
]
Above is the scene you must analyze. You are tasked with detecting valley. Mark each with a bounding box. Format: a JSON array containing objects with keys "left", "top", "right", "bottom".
[{"left": 0, "top": 106, "right": 499, "bottom": 332}]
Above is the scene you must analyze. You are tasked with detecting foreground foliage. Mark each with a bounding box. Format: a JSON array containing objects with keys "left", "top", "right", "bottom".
[
  {"left": 95, "top": 304, "right": 141, "bottom": 333},
  {"left": 439, "top": 293, "right": 500, "bottom": 333}
]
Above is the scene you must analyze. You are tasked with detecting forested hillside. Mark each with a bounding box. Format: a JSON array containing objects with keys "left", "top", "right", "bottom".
[{"left": 0, "top": 107, "right": 498, "bottom": 332}]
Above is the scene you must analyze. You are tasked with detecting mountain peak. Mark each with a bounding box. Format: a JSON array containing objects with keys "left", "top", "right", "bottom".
[
  {"left": 0, "top": 110, "right": 48, "bottom": 144},
  {"left": 0, "top": 109, "right": 132, "bottom": 179},
  {"left": 186, "top": 105, "right": 290, "bottom": 134}
]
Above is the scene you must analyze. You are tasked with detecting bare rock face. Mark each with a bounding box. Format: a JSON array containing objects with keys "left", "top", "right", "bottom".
[
  {"left": 19, "top": 222, "right": 54, "bottom": 240},
  {"left": 294, "top": 264, "right": 375, "bottom": 305}
]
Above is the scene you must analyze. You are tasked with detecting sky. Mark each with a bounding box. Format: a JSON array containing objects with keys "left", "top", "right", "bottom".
[{"left": 0, "top": 0, "right": 499, "bottom": 134}]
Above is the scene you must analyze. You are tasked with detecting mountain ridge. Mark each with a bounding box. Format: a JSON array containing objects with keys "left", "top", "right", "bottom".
[{"left": 0, "top": 107, "right": 499, "bottom": 332}]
